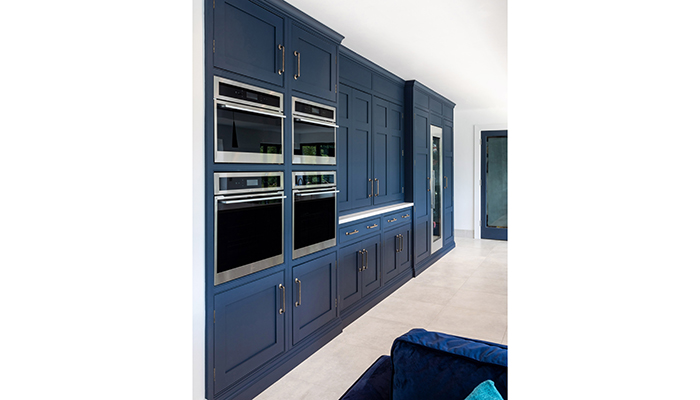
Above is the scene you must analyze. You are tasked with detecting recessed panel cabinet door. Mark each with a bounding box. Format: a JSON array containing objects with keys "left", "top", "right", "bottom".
[
  {"left": 361, "top": 235, "right": 381, "bottom": 296},
  {"left": 337, "top": 84, "right": 351, "bottom": 212},
  {"left": 213, "top": 271, "right": 285, "bottom": 394},
  {"left": 214, "top": 0, "right": 284, "bottom": 87},
  {"left": 291, "top": 24, "right": 337, "bottom": 101},
  {"left": 292, "top": 253, "right": 337, "bottom": 345},
  {"left": 382, "top": 224, "right": 411, "bottom": 284},
  {"left": 350, "top": 89, "right": 372, "bottom": 209},
  {"left": 338, "top": 242, "right": 363, "bottom": 312},
  {"left": 414, "top": 218, "right": 430, "bottom": 265}
]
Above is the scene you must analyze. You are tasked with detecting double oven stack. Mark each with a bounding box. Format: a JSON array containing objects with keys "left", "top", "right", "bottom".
[{"left": 213, "top": 76, "right": 338, "bottom": 285}]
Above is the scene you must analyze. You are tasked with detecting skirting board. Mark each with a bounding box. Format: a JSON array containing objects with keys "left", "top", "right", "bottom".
[{"left": 455, "top": 229, "right": 474, "bottom": 238}]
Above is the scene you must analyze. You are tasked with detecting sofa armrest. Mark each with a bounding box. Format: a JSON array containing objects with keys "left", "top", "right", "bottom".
[
  {"left": 339, "top": 355, "right": 392, "bottom": 400},
  {"left": 391, "top": 329, "right": 508, "bottom": 400}
]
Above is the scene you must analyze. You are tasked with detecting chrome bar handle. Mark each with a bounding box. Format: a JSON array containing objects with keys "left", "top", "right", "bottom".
[
  {"left": 358, "top": 250, "right": 363, "bottom": 271},
  {"left": 428, "top": 176, "right": 430, "bottom": 192},
  {"left": 346, "top": 229, "right": 359, "bottom": 236},
  {"left": 279, "top": 284, "right": 285, "bottom": 314},
  {"left": 220, "top": 195, "right": 286, "bottom": 204},
  {"left": 295, "top": 278, "right": 301, "bottom": 307},
  {"left": 293, "top": 117, "right": 339, "bottom": 128},
  {"left": 374, "top": 178, "right": 379, "bottom": 197},
  {"left": 278, "top": 44, "right": 285, "bottom": 74},
  {"left": 396, "top": 235, "right": 400, "bottom": 253},
  {"left": 364, "top": 250, "right": 368, "bottom": 271},
  {"left": 369, "top": 179, "right": 373, "bottom": 198},
  {"left": 218, "top": 103, "right": 287, "bottom": 119},
  {"left": 401, "top": 234, "right": 404, "bottom": 252},
  {"left": 294, "top": 51, "right": 300, "bottom": 79},
  {"left": 295, "top": 189, "right": 340, "bottom": 197},
  {"left": 444, "top": 176, "right": 448, "bottom": 189}
]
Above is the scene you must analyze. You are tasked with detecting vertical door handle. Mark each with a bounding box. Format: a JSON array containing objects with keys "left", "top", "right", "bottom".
[
  {"left": 279, "top": 284, "right": 285, "bottom": 314},
  {"left": 278, "top": 44, "right": 285, "bottom": 74},
  {"left": 444, "top": 176, "right": 448, "bottom": 189},
  {"left": 369, "top": 179, "right": 373, "bottom": 198},
  {"left": 396, "top": 235, "right": 400, "bottom": 253},
  {"left": 358, "top": 250, "right": 363, "bottom": 271},
  {"left": 294, "top": 51, "right": 301, "bottom": 79},
  {"left": 427, "top": 176, "right": 430, "bottom": 192},
  {"left": 363, "top": 249, "right": 368, "bottom": 270},
  {"left": 401, "top": 234, "right": 404, "bottom": 252},
  {"left": 374, "top": 179, "right": 379, "bottom": 197},
  {"left": 295, "top": 278, "right": 301, "bottom": 307}
]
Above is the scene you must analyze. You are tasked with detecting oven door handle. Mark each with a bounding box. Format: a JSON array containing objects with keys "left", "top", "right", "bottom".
[
  {"left": 219, "top": 195, "right": 286, "bottom": 204},
  {"left": 293, "top": 117, "right": 339, "bottom": 128},
  {"left": 219, "top": 103, "right": 286, "bottom": 119},
  {"left": 294, "top": 190, "right": 339, "bottom": 197}
]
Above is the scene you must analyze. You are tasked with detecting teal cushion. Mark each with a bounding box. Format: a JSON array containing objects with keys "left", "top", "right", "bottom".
[{"left": 464, "top": 380, "right": 504, "bottom": 400}]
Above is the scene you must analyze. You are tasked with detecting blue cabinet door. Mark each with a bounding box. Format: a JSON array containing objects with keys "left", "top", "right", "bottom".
[
  {"left": 214, "top": 0, "right": 284, "bottom": 87},
  {"left": 338, "top": 241, "right": 363, "bottom": 312},
  {"left": 361, "top": 235, "right": 382, "bottom": 296},
  {"left": 213, "top": 270, "right": 285, "bottom": 394},
  {"left": 337, "top": 84, "right": 351, "bottom": 212},
  {"left": 382, "top": 223, "right": 411, "bottom": 284},
  {"left": 372, "top": 98, "right": 404, "bottom": 205},
  {"left": 291, "top": 253, "right": 337, "bottom": 345},
  {"left": 349, "top": 89, "right": 373, "bottom": 209},
  {"left": 291, "top": 24, "right": 337, "bottom": 101},
  {"left": 414, "top": 218, "right": 431, "bottom": 265}
]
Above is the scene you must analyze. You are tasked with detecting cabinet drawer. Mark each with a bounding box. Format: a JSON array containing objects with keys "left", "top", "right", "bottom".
[
  {"left": 339, "top": 217, "right": 381, "bottom": 244},
  {"left": 383, "top": 209, "right": 412, "bottom": 228}
]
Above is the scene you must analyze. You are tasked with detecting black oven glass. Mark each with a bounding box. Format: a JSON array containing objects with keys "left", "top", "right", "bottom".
[
  {"left": 217, "top": 199, "right": 283, "bottom": 274},
  {"left": 293, "top": 193, "right": 335, "bottom": 251},
  {"left": 216, "top": 105, "right": 283, "bottom": 155},
  {"left": 293, "top": 120, "right": 335, "bottom": 158}
]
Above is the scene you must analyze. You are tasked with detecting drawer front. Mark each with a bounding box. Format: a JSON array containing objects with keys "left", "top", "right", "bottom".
[
  {"left": 383, "top": 209, "right": 412, "bottom": 229},
  {"left": 339, "top": 217, "right": 382, "bottom": 244}
]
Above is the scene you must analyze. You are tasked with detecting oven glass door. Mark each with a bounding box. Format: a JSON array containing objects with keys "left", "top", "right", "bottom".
[
  {"left": 215, "top": 101, "right": 284, "bottom": 164},
  {"left": 215, "top": 194, "right": 284, "bottom": 284},
  {"left": 292, "top": 118, "right": 336, "bottom": 165},
  {"left": 293, "top": 189, "right": 337, "bottom": 259}
]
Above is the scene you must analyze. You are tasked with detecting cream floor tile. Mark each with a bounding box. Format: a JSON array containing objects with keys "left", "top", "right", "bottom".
[
  {"left": 252, "top": 376, "right": 315, "bottom": 400},
  {"left": 460, "top": 276, "right": 507, "bottom": 296},
  {"left": 390, "top": 281, "right": 460, "bottom": 306},
  {"left": 447, "top": 290, "right": 508, "bottom": 316},
  {"left": 363, "top": 296, "right": 444, "bottom": 326},
  {"left": 338, "top": 315, "right": 417, "bottom": 353},
  {"left": 426, "top": 307, "right": 507, "bottom": 344}
]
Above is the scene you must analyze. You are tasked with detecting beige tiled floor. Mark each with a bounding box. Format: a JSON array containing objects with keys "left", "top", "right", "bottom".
[{"left": 253, "top": 237, "right": 508, "bottom": 400}]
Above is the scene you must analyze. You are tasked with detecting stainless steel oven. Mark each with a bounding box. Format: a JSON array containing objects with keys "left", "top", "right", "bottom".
[
  {"left": 292, "top": 97, "right": 337, "bottom": 165},
  {"left": 292, "top": 171, "right": 338, "bottom": 259},
  {"left": 214, "top": 172, "right": 285, "bottom": 285},
  {"left": 214, "top": 76, "right": 285, "bottom": 164}
]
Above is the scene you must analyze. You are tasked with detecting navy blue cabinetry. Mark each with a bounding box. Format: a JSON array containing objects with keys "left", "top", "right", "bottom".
[
  {"left": 373, "top": 98, "right": 404, "bottom": 205},
  {"left": 213, "top": 0, "right": 285, "bottom": 87},
  {"left": 337, "top": 48, "right": 405, "bottom": 214},
  {"left": 291, "top": 24, "right": 337, "bottom": 102},
  {"left": 213, "top": 270, "right": 285, "bottom": 395},
  {"left": 382, "top": 221, "right": 412, "bottom": 285},
  {"left": 405, "top": 81, "right": 456, "bottom": 272},
  {"left": 338, "top": 234, "right": 381, "bottom": 312},
  {"left": 291, "top": 253, "right": 337, "bottom": 345}
]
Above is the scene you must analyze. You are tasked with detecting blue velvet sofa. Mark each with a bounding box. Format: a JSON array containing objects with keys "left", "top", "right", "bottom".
[{"left": 340, "top": 329, "right": 508, "bottom": 400}]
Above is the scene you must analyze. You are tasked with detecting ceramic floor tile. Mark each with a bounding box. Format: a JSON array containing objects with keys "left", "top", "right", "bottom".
[
  {"left": 447, "top": 290, "right": 508, "bottom": 316},
  {"left": 253, "top": 376, "right": 314, "bottom": 400},
  {"left": 426, "top": 307, "right": 507, "bottom": 344},
  {"left": 390, "top": 282, "right": 460, "bottom": 306},
  {"left": 460, "top": 276, "right": 508, "bottom": 296},
  {"left": 363, "top": 296, "right": 444, "bottom": 326},
  {"left": 339, "top": 315, "right": 417, "bottom": 353}
]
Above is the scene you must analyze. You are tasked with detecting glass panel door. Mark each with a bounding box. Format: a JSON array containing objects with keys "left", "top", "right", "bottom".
[
  {"left": 430, "top": 125, "right": 443, "bottom": 253},
  {"left": 480, "top": 130, "right": 508, "bottom": 240}
]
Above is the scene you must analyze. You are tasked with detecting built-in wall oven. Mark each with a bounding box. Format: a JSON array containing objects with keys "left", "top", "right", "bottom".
[
  {"left": 292, "top": 171, "right": 338, "bottom": 259},
  {"left": 214, "top": 76, "right": 285, "bottom": 164},
  {"left": 292, "top": 97, "right": 337, "bottom": 165},
  {"left": 214, "top": 172, "right": 285, "bottom": 285}
]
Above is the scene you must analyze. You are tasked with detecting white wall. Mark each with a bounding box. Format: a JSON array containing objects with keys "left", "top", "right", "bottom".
[{"left": 453, "top": 106, "right": 507, "bottom": 235}]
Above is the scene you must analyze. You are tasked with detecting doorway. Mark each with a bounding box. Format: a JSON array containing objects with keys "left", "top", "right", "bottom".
[{"left": 480, "top": 130, "right": 507, "bottom": 240}]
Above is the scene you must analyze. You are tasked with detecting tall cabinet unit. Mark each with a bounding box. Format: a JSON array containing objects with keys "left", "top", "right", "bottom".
[
  {"left": 337, "top": 46, "right": 406, "bottom": 215},
  {"left": 405, "top": 81, "right": 456, "bottom": 274},
  {"left": 206, "top": 1, "right": 344, "bottom": 399}
]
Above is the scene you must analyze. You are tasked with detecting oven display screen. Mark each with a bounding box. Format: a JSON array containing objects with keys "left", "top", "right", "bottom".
[{"left": 247, "top": 179, "right": 258, "bottom": 187}]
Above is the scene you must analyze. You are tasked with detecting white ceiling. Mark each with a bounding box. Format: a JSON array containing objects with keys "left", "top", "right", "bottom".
[{"left": 284, "top": 0, "right": 507, "bottom": 110}]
